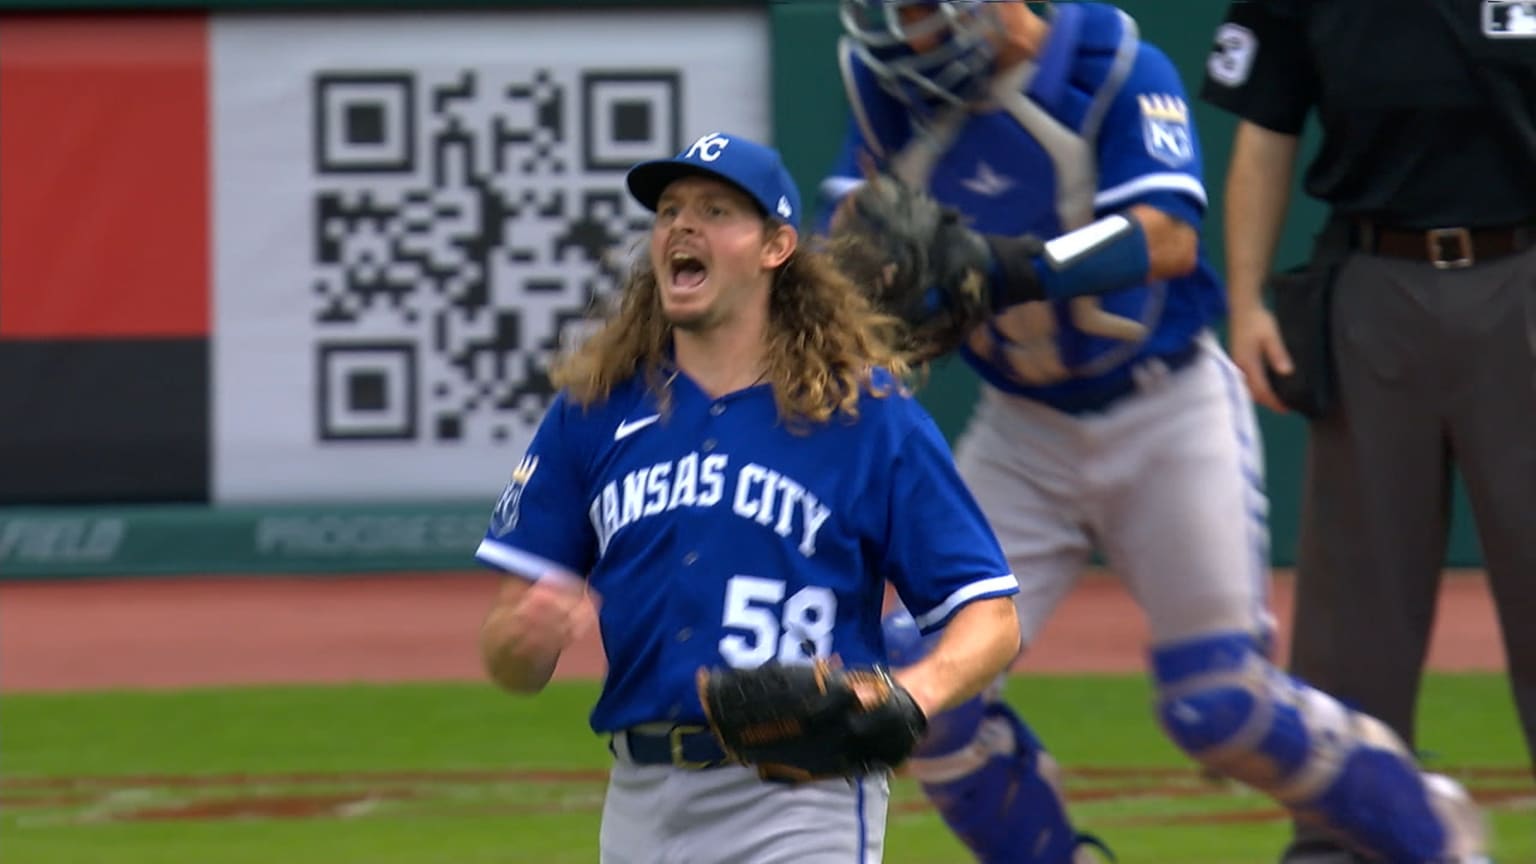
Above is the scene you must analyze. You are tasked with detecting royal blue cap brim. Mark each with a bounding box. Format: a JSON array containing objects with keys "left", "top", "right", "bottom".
[{"left": 627, "top": 160, "right": 770, "bottom": 218}]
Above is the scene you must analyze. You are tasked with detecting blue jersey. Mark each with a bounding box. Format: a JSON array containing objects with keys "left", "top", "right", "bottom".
[
  {"left": 824, "top": 2, "right": 1227, "bottom": 411},
  {"left": 475, "top": 368, "right": 1018, "bottom": 734}
]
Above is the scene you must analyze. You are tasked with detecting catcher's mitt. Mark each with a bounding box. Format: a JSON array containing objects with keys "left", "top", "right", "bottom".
[
  {"left": 831, "top": 173, "right": 1018, "bottom": 363},
  {"left": 695, "top": 659, "right": 928, "bottom": 783}
]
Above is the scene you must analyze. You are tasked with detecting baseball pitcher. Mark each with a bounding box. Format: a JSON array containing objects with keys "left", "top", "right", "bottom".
[{"left": 477, "top": 131, "right": 1022, "bottom": 863}]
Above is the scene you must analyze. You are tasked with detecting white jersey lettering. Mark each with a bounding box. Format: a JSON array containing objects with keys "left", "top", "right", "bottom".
[
  {"left": 588, "top": 452, "right": 832, "bottom": 559},
  {"left": 698, "top": 454, "right": 727, "bottom": 506},
  {"left": 798, "top": 493, "right": 832, "bottom": 557},
  {"left": 668, "top": 453, "right": 699, "bottom": 510},
  {"left": 773, "top": 478, "right": 805, "bottom": 536},
  {"left": 755, "top": 468, "right": 782, "bottom": 527},
  {"left": 599, "top": 483, "right": 621, "bottom": 554},
  {"left": 621, "top": 469, "right": 646, "bottom": 527},
  {"left": 643, "top": 463, "right": 670, "bottom": 517},
  {"left": 732, "top": 463, "right": 766, "bottom": 521}
]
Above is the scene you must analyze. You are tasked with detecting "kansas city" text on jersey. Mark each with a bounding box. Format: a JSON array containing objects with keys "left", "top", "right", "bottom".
[{"left": 588, "top": 451, "right": 833, "bottom": 557}]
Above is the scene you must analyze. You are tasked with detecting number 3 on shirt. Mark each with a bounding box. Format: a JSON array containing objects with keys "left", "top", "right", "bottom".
[{"left": 719, "top": 575, "right": 836, "bottom": 668}]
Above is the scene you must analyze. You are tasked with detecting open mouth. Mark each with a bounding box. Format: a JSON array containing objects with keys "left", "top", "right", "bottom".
[{"left": 669, "top": 252, "right": 708, "bottom": 290}]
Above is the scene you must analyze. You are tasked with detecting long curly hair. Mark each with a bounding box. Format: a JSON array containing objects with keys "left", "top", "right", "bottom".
[{"left": 552, "top": 232, "right": 910, "bottom": 429}]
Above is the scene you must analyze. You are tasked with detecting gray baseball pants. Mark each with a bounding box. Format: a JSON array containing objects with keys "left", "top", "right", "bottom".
[{"left": 599, "top": 733, "right": 889, "bottom": 863}]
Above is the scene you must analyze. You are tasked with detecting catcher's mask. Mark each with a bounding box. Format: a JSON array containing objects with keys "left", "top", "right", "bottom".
[{"left": 838, "top": 0, "right": 1003, "bottom": 109}]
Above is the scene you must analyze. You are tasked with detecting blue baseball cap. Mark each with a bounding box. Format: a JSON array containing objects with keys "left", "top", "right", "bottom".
[{"left": 627, "top": 132, "right": 802, "bottom": 228}]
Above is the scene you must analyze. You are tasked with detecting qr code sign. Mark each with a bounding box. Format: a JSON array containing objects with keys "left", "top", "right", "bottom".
[{"left": 310, "top": 67, "right": 672, "bottom": 445}]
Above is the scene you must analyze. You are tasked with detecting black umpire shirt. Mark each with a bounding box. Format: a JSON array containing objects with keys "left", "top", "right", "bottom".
[{"left": 1199, "top": 0, "right": 1536, "bottom": 230}]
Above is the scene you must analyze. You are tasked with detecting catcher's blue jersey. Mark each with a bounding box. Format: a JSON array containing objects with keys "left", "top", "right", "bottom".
[
  {"left": 824, "top": 2, "right": 1226, "bottom": 410},
  {"left": 475, "top": 368, "right": 1018, "bottom": 734}
]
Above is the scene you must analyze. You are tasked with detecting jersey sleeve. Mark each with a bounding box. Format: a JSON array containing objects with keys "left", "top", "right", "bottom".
[
  {"left": 1198, "top": 1, "right": 1317, "bottom": 135},
  {"left": 1093, "top": 42, "right": 1209, "bottom": 226},
  {"left": 880, "top": 410, "right": 1018, "bottom": 635},
  {"left": 474, "top": 392, "right": 598, "bottom": 581}
]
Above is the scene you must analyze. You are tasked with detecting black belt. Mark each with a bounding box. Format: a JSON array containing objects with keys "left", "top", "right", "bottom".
[
  {"left": 613, "top": 725, "right": 730, "bottom": 770},
  {"left": 1349, "top": 219, "right": 1536, "bottom": 270},
  {"left": 1052, "top": 340, "right": 1203, "bottom": 416}
]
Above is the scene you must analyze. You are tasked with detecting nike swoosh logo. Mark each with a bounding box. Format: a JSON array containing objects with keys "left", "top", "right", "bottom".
[{"left": 614, "top": 414, "right": 660, "bottom": 441}]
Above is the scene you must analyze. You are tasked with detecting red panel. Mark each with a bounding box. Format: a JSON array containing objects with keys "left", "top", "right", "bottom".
[{"left": 0, "top": 14, "right": 209, "bottom": 338}]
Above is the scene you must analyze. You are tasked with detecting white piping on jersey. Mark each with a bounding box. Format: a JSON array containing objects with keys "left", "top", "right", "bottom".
[
  {"left": 475, "top": 537, "right": 573, "bottom": 582},
  {"left": 912, "top": 574, "right": 1020, "bottom": 631},
  {"left": 1095, "top": 172, "right": 1209, "bottom": 212}
]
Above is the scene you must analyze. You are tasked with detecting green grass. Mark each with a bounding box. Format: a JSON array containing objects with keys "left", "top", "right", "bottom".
[{"left": 2, "top": 675, "right": 1531, "bottom": 863}]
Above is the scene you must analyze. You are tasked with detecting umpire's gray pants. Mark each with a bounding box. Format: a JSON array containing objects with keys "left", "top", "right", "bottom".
[{"left": 1284, "top": 242, "right": 1536, "bottom": 855}]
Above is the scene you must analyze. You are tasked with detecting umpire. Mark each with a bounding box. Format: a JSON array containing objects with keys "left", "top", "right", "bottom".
[{"left": 1200, "top": 0, "right": 1536, "bottom": 861}]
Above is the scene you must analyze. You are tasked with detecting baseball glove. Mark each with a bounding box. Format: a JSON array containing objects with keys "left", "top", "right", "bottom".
[
  {"left": 831, "top": 173, "right": 1009, "bottom": 363},
  {"left": 695, "top": 658, "right": 928, "bottom": 783}
]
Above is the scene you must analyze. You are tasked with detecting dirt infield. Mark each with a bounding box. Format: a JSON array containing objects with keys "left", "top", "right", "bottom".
[
  {"left": 0, "top": 568, "right": 1507, "bottom": 692},
  {"left": 4, "top": 765, "right": 1532, "bottom": 827}
]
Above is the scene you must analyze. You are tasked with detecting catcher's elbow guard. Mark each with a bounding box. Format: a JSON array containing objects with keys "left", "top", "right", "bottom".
[
  {"left": 985, "top": 214, "right": 1151, "bottom": 311},
  {"left": 1038, "top": 214, "right": 1152, "bottom": 300}
]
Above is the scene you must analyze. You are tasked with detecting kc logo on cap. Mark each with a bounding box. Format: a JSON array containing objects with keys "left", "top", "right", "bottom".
[
  {"left": 684, "top": 132, "right": 731, "bottom": 162},
  {"left": 626, "top": 131, "right": 802, "bottom": 228}
]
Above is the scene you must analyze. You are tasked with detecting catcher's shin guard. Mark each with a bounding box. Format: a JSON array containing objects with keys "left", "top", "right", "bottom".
[
  {"left": 1152, "top": 632, "right": 1490, "bottom": 864},
  {"left": 882, "top": 609, "right": 1106, "bottom": 864}
]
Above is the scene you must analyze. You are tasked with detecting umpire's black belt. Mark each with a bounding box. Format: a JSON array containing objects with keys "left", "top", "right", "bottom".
[
  {"left": 1349, "top": 219, "right": 1536, "bottom": 270},
  {"left": 612, "top": 725, "right": 730, "bottom": 769}
]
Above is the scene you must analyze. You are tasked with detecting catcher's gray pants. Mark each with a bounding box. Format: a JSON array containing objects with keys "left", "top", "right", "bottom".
[
  {"left": 600, "top": 732, "right": 890, "bottom": 864},
  {"left": 1285, "top": 242, "right": 1536, "bottom": 853}
]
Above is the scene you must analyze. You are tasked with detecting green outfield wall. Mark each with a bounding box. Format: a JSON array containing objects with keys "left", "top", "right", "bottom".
[{"left": 0, "top": 504, "right": 490, "bottom": 578}]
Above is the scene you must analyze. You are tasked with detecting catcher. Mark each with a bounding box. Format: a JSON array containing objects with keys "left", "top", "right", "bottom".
[
  {"left": 477, "top": 131, "right": 1022, "bottom": 863},
  {"left": 822, "top": 2, "right": 1490, "bottom": 863}
]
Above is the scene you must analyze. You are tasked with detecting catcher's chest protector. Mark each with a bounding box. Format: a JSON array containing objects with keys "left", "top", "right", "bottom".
[{"left": 835, "top": 1, "right": 1227, "bottom": 396}]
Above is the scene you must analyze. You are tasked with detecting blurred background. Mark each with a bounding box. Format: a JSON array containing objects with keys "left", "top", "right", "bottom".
[
  {"left": 0, "top": 2, "right": 1527, "bottom": 863},
  {"left": 0, "top": 0, "right": 1490, "bottom": 573}
]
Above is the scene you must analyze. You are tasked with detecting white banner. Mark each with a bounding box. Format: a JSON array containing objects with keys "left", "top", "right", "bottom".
[{"left": 212, "top": 10, "right": 771, "bottom": 503}]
